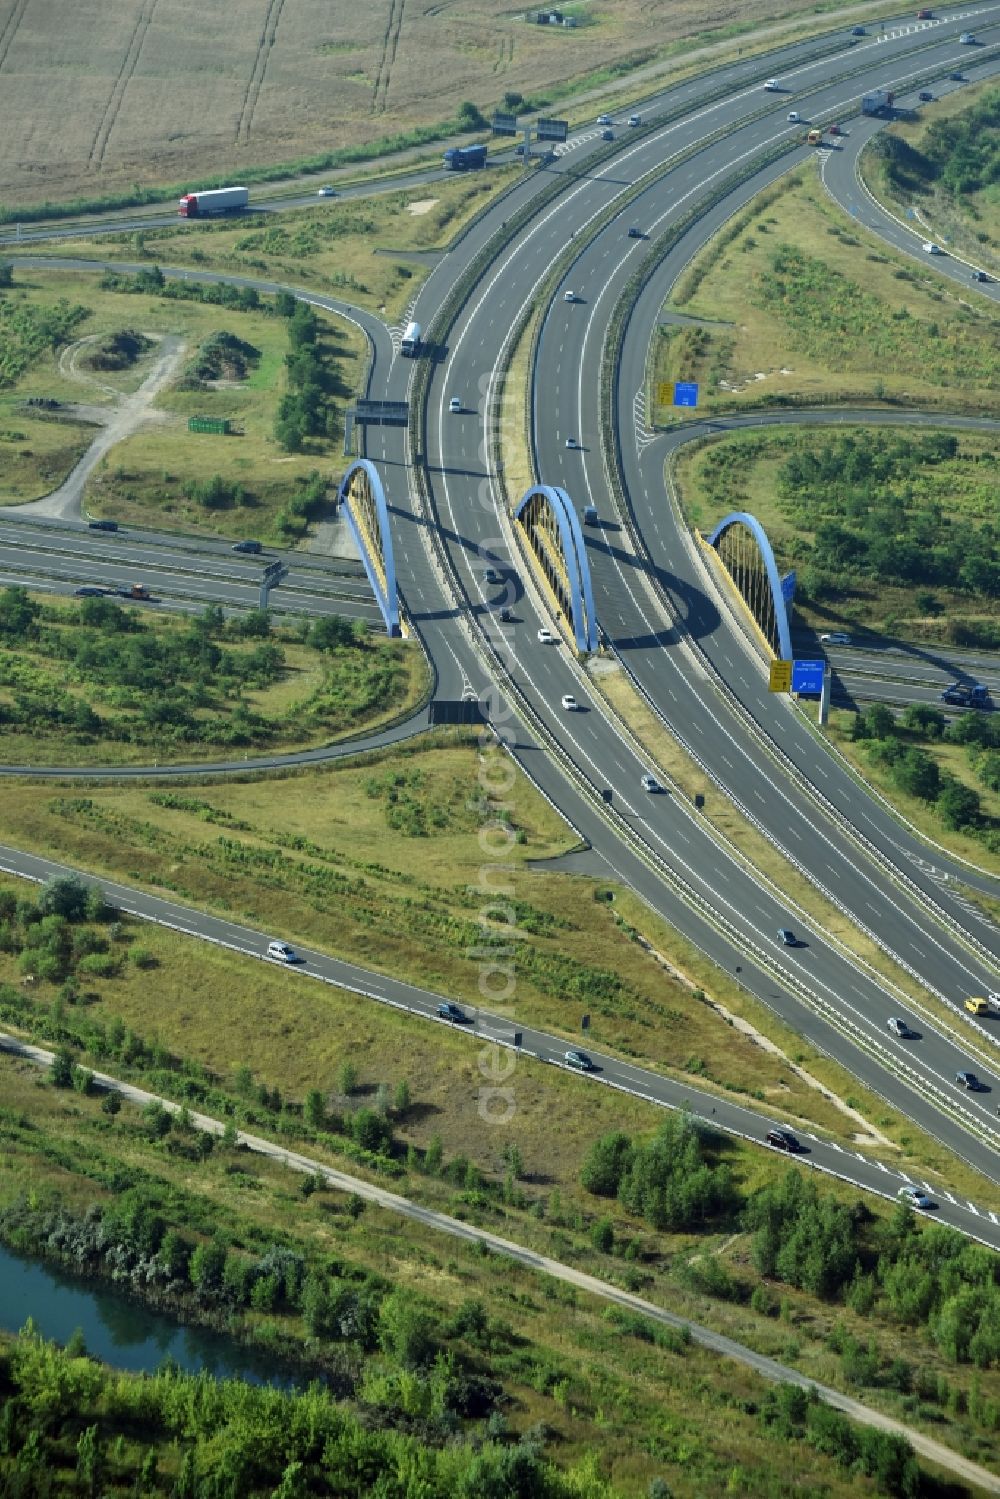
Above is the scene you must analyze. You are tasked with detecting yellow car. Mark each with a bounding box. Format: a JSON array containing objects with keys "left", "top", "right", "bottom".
[{"left": 965, "top": 996, "right": 992, "bottom": 1016}]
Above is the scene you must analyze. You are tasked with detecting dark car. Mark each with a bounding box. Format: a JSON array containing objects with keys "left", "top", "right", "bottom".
[
  {"left": 498, "top": 607, "right": 514, "bottom": 623},
  {"left": 74, "top": 586, "right": 105, "bottom": 597},
  {"left": 88, "top": 519, "right": 118, "bottom": 532},
  {"left": 778, "top": 928, "right": 797, "bottom": 947},
  {"left": 918, "top": 90, "right": 933, "bottom": 101},
  {"left": 437, "top": 1002, "right": 467, "bottom": 1023},
  {"left": 971, "top": 270, "right": 990, "bottom": 283},
  {"left": 627, "top": 226, "right": 644, "bottom": 239},
  {"left": 766, "top": 1129, "right": 801, "bottom": 1152},
  {"left": 232, "top": 539, "right": 262, "bottom": 554},
  {"left": 564, "top": 1049, "right": 595, "bottom": 1071},
  {"left": 956, "top": 1070, "right": 983, "bottom": 1090},
  {"left": 484, "top": 566, "right": 506, "bottom": 585},
  {"left": 950, "top": 71, "right": 964, "bottom": 81},
  {"left": 851, "top": 24, "right": 866, "bottom": 34}
]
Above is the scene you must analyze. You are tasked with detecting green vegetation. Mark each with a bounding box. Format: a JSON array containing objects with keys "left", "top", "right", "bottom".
[
  {"left": 0, "top": 292, "right": 88, "bottom": 389},
  {"left": 273, "top": 302, "right": 342, "bottom": 456},
  {"left": 839, "top": 703, "right": 999, "bottom": 857},
  {"left": 673, "top": 426, "right": 1000, "bottom": 649},
  {"left": 581, "top": 1117, "right": 738, "bottom": 1232},
  {"left": 0, "top": 269, "right": 366, "bottom": 534},
  {"left": 0, "top": 590, "right": 424, "bottom": 763},
  {"left": 30, "top": 174, "right": 505, "bottom": 322},
  {"left": 877, "top": 88, "right": 1000, "bottom": 199},
  {"left": 657, "top": 169, "right": 1000, "bottom": 420},
  {"left": 866, "top": 85, "right": 1000, "bottom": 268}
]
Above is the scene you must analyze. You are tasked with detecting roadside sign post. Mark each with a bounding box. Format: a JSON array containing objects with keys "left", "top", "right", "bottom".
[
  {"left": 791, "top": 659, "right": 825, "bottom": 696},
  {"left": 768, "top": 660, "right": 792, "bottom": 693},
  {"left": 673, "top": 381, "right": 699, "bottom": 407}
]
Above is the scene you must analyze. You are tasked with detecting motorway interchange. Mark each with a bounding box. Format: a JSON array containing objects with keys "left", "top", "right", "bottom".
[{"left": 3, "top": 7, "right": 1000, "bottom": 1242}]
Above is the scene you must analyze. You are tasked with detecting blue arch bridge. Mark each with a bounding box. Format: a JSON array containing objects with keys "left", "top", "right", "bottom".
[{"left": 702, "top": 511, "right": 794, "bottom": 662}]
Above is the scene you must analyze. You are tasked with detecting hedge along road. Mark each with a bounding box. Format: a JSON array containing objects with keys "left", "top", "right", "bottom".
[
  {"left": 3, "top": 1029, "right": 1000, "bottom": 1497},
  {"left": 2, "top": 838, "right": 1000, "bottom": 1248}
]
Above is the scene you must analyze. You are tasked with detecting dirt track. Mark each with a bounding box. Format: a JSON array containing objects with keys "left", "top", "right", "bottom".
[{"left": 5, "top": 334, "right": 185, "bottom": 520}]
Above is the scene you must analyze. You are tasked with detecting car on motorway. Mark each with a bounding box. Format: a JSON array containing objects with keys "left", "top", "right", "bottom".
[
  {"left": 74, "top": 586, "right": 104, "bottom": 597},
  {"left": 596, "top": 113, "right": 612, "bottom": 125},
  {"left": 564, "top": 1049, "right": 595, "bottom": 1071},
  {"left": 956, "top": 1070, "right": 984, "bottom": 1090},
  {"left": 950, "top": 71, "right": 964, "bottom": 81},
  {"left": 851, "top": 24, "right": 866, "bottom": 34},
  {"left": 564, "top": 289, "right": 576, "bottom": 302},
  {"left": 764, "top": 78, "right": 779, "bottom": 91},
  {"left": 267, "top": 940, "right": 299, "bottom": 964},
  {"left": 916, "top": 7, "right": 932, "bottom": 17},
  {"left": 561, "top": 693, "right": 578, "bottom": 711},
  {"left": 898, "top": 1186, "right": 934, "bottom": 1209},
  {"left": 232, "top": 539, "right": 262, "bottom": 554},
  {"left": 766, "top": 1129, "right": 802, "bottom": 1152},
  {"left": 820, "top": 631, "right": 851, "bottom": 645},
  {"left": 828, "top": 122, "right": 841, "bottom": 135},
  {"left": 437, "top": 1001, "right": 467, "bottom": 1022},
  {"left": 566, "top": 436, "right": 577, "bottom": 448},
  {"left": 601, "top": 128, "right": 614, "bottom": 142},
  {"left": 628, "top": 114, "right": 641, "bottom": 126},
  {"left": 449, "top": 397, "right": 462, "bottom": 413},
  {"left": 498, "top": 606, "right": 514, "bottom": 623},
  {"left": 484, "top": 566, "right": 505, "bottom": 585},
  {"left": 537, "top": 627, "right": 555, "bottom": 644},
  {"left": 88, "top": 519, "right": 118, "bottom": 532},
  {"left": 971, "top": 270, "right": 990, "bottom": 283},
  {"left": 887, "top": 1016, "right": 913, "bottom": 1038},
  {"left": 960, "top": 31, "right": 975, "bottom": 43},
  {"left": 922, "top": 240, "right": 943, "bottom": 255},
  {"left": 787, "top": 110, "right": 800, "bottom": 123},
  {"left": 627, "top": 226, "right": 644, "bottom": 239},
  {"left": 777, "top": 928, "right": 797, "bottom": 947},
  {"left": 640, "top": 772, "right": 661, "bottom": 793},
  {"left": 918, "top": 90, "right": 934, "bottom": 101},
  {"left": 317, "top": 186, "right": 335, "bottom": 197},
  {"left": 965, "top": 996, "right": 992, "bottom": 1016}
]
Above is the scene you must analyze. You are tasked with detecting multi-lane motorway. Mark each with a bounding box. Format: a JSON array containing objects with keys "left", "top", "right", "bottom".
[{"left": 3, "top": 7, "right": 1000, "bottom": 1223}]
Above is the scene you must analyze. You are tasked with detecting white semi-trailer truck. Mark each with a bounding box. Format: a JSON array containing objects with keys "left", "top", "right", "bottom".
[{"left": 178, "top": 186, "right": 250, "bottom": 217}]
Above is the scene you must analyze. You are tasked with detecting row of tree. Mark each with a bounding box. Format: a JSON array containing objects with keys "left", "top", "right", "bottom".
[{"left": 851, "top": 703, "right": 992, "bottom": 836}]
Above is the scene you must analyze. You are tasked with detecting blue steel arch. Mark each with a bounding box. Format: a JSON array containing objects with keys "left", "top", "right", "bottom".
[
  {"left": 514, "top": 484, "right": 598, "bottom": 654},
  {"left": 704, "top": 511, "right": 793, "bottom": 661},
  {"left": 338, "top": 458, "right": 400, "bottom": 637}
]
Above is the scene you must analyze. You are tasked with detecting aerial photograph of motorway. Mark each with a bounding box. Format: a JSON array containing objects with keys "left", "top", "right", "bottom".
[{"left": 0, "top": 0, "right": 998, "bottom": 1493}]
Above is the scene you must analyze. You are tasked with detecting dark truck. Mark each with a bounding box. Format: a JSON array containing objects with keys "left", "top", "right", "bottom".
[
  {"left": 443, "top": 144, "right": 487, "bottom": 170},
  {"left": 941, "top": 682, "right": 992, "bottom": 709}
]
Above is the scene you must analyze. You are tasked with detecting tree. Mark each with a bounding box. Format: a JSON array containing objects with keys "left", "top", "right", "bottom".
[
  {"left": 303, "top": 1088, "right": 325, "bottom": 1129},
  {"left": 338, "top": 1059, "right": 358, "bottom": 1096},
  {"left": 309, "top": 615, "right": 354, "bottom": 652},
  {"left": 378, "top": 1289, "right": 438, "bottom": 1368},
  {"left": 189, "top": 1237, "right": 227, "bottom": 1298},
  {"left": 352, "top": 1108, "right": 393, "bottom": 1154},
  {"left": 0, "top": 586, "right": 41, "bottom": 639},
  {"left": 50, "top": 1045, "right": 74, "bottom": 1088},
  {"left": 75, "top": 1423, "right": 102, "bottom": 1497},
  {"left": 901, "top": 703, "right": 945, "bottom": 739},
  {"left": 581, "top": 1131, "right": 634, "bottom": 1197},
  {"left": 864, "top": 703, "right": 895, "bottom": 740},
  {"left": 892, "top": 747, "right": 940, "bottom": 801},
  {"left": 937, "top": 777, "right": 980, "bottom": 830},
  {"left": 393, "top": 1079, "right": 411, "bottom": 1114},
  {"left": 275, "top": 290, "right": 297, "bottom": 318},
  {"left": 38, "top": 875, "right": 91, "bottom": 921}
]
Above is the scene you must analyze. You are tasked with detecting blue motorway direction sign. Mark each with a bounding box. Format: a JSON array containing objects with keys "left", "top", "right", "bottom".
[
  {"left": 792, "top": 659, "right": 825, "bottom": 695},
  {"left": 673, "top": 381, "right": 699, "bottom": 407}
]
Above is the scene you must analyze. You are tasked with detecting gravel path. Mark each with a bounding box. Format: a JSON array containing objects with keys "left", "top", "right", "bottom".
[{"left": 6, "top": 334, "right": 186, "bottom": 520}]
